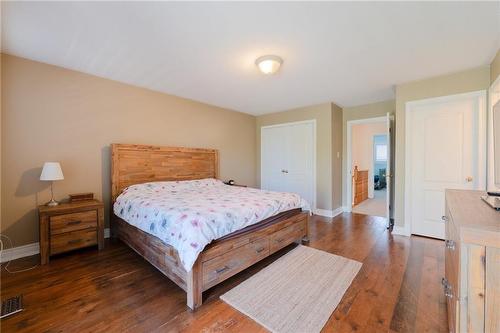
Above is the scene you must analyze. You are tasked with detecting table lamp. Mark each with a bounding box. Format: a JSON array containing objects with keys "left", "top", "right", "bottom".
[{"left": 40, "top": 162, "right": 64, "bottom": 206}]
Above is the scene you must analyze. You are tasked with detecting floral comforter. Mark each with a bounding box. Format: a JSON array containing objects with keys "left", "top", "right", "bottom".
[{"left": 113, "top": 178, "right": 310, "bottom": 271}]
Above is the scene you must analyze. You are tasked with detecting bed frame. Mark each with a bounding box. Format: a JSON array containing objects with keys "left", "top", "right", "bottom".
[{"left": 111, "top": 143, "right": 309, "bottom": 309}]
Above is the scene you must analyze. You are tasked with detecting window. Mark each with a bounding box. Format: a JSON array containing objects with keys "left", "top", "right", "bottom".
[{"left": 375, "top": 144, "right": 387, "bottom": 162}]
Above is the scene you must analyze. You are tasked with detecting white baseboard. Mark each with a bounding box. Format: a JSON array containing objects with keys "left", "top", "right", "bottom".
[
  {"left": 343, "top": 206, "right": 352, "bottom": 213},
  {"left": 313, "top": 207, "right": 344, "bottom": 219},
  {"left": 392, "top": 225, "right": 410, "bottom": 237},
  {"left": 0, "top": 242, "right": 40, "bottom": 263},
  {"left": 0, "top": 228, "right": 111, "bottom": 263}
]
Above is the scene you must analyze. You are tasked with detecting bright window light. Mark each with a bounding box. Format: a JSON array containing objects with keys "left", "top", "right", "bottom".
[{"left": 375, "top": 144, "right": 387, "bottom": 161}]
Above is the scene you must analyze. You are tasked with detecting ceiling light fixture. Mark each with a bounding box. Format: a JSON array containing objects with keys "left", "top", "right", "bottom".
[{"left": 255, "top": 55, "right": 283, "bottom": 75}]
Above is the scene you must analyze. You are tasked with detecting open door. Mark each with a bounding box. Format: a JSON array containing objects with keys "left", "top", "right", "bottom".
[{"left": 386, "top": 112, "right": 395, "bottom": 230}]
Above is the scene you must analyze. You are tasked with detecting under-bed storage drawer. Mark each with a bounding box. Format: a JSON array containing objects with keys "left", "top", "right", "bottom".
[
  {"left": 202, "top": 237, "right": 269, "bottom": 290},
  {"left": 270, "top": 217, "right": 307, "bottom": 253}
]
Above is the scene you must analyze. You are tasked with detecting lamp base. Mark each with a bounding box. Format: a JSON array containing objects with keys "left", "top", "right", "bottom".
[{"left": 46, "top": 199, "right": 59, "bottom": 207}]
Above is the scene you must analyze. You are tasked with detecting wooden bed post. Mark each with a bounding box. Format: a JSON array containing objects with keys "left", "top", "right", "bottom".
[
  {"left": 302, "top": 213, "right": 310, "bottom": 244},
  {"left": 186, "top": 258, "right": 203, "bottom": 310}
]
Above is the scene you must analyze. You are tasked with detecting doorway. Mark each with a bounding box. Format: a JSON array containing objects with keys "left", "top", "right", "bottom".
[{"left": 348, "top": 119, "right": 388, "bottom": 218}]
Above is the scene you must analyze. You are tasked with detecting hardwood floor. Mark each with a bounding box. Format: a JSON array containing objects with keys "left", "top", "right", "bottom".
[{"left": 1, "top": 213, "right": 447, "bottom": 332}]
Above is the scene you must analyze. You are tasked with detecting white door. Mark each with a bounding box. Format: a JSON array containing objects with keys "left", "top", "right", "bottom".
[
  {"left": 261, "top": 125, "right": 288, "bottom": 193},
  {"left": 261, "top": 121, "right": 315, "bottom": 208},
  {"left": 407, "top": 92, "right": 485, "bottom": 239}
]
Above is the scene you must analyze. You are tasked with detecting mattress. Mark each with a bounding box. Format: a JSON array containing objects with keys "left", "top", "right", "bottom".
[{"left": 113, "top": 178, "right": 310, "bottom": 271}]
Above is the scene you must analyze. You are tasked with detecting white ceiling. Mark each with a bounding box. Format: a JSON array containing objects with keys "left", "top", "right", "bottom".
[{"left": 2, "top": 2, "right": 499, "bottom": 115}]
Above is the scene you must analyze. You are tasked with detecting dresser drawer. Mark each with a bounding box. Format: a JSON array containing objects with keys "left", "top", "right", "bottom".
[
  {"left": 50, "top": 229, "right": 97, "bottom": 255},
  {"left": 202, "top": 237, "right": 269, "bottom": 290},
  {"left": 50, "top": 210, "right": 97, "bottom": 235},
  {"left": 270, "top": 218, "right": 306, "bottom": 253}
]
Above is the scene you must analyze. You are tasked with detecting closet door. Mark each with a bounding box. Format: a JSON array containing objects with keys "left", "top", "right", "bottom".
[
  {"left": 286, "top": 122, "right": 314, "bottom": 206},
  {"left": 261, "top": 121, "right": 315, "bottom": 208},
  {"left": 261, "top": 125, "right": 289, "bottom": 193}
]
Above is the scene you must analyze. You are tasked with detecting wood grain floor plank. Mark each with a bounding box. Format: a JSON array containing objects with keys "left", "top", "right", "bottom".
[{"left": 1, "top": 213, "right": 447, "bottom": 332}]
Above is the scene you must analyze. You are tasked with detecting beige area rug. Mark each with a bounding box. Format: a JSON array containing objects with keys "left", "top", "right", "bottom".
[{"left": 220, "top": 245, "right": 362, "bottom": 333}]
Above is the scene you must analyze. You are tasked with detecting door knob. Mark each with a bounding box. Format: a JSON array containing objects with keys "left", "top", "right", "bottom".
[{"left": 465, "top": 176, "right": 473, "bottom": 182}]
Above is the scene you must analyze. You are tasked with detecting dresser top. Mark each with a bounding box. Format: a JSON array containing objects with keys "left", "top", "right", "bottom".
[{"left": 446, "top": 189, "right": 500, "bottom": 248}]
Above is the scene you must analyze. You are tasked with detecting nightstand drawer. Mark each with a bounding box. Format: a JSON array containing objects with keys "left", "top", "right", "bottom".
[
  {"left": 50, "top": 210, "right": 97, "bottom": 235},
  {"left": 50, "top": 229, "right": 97, "bottom": 255}
]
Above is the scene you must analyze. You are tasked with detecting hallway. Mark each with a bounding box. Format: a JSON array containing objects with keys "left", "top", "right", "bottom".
[{"left": 352, "top": 188, "right": 386, "bottom": 217}]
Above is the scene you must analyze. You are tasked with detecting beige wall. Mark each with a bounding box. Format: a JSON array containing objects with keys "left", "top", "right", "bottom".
[
  {"left": 331, "top": 104, "right": 343, "bottom": 210},
  {"left": 342, "top": 99, "right": 394, "bottom": 207},
  {"left": 1, "top": 54, "right": 257, "bottom": 247},
  {"left": 394, "top": 66, "right": 490, "bottom": 228},
  {"left": 352, "top": 122, "right": 387, "bottom": 198},
  {"left": 491, "top": 49, "right": 500, "bottom": 84},
  {"left": 256, "top": 103, "right": 335, "bottom": 211},
  {"left": 0, "top": 54, "right": 2, "bottom": 226}
]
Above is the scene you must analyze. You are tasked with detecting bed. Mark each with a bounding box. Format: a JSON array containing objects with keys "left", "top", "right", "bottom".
[{"left": 111, "top": 143, "right": 309, "bottom": 309}]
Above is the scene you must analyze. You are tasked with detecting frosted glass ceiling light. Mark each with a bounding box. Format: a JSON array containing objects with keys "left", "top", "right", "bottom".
[{"left": 256, "top": 55, "right": 283, "bottom": 75}]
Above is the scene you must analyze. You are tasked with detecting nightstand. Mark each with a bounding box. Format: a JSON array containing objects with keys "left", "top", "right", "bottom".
[{"left": 38, "top": 199, "right": 104, "bottom": 264}]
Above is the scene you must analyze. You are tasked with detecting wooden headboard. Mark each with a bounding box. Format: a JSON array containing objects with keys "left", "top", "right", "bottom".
[{"left": 111, "top": 144, "right": 219, "bottom": 202}]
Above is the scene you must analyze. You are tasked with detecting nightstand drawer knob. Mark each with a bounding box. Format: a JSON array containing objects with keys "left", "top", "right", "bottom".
[{"left": 67, "top": 239, "right": 82, "bottom": 245}]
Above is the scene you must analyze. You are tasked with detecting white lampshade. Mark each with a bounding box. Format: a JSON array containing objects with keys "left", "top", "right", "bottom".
[{"left": 40, "top": 162, "right": 64, "bottom": 181}]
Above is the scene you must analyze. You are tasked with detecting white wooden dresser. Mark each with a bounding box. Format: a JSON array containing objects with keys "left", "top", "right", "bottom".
[{"left": 443, "top": 190, "right": 500, "bottom": 333}]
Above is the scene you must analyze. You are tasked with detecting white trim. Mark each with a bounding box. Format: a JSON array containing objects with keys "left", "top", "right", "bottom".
[
  {"left": 259, "top": 119, "right": 317, "bottom": 129},
  {"left": 488, "top": 75, "right": 500, "bottom": 192},
  {"left": 0, "top": 228, "right": 111, "bottom": 263},
  {"left": 404, "top": 90, "right": 487, "bottom": 236},
  {"left": 392, "top": 226, "right": 410, "bottom": 237},
  {"left": 313, "top": 207, "right": 344, "bottom": 219},
  {"left": 260, "top": 119, "right": 317, "bottom": 211},
  {"left": 0, "top": 242, "right": 40, "bottom": 263},
  {"left": 345, "top": 116, "right": 388, "bottom": 213}
]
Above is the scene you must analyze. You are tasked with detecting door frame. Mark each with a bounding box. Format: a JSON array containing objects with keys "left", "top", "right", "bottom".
[
  {"left": 345, "top": 116, "right": 387, "bottom": 213},
  {"left": 260, "top": 119, "right": 317, "bottom": 211},
  {"left": 404, "top": 90, "right": 487, "bottom": 236},
  {"left": 488, "top": 75, "right": 500, "bottom": 192}
]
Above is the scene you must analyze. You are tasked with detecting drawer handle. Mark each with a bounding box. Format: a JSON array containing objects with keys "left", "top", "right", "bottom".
[
  {"left": 445, "top": 240, "right": 455, "bottom": 250},
  {"left": 441, "top": 216, "right": 448, "bottom": 222},
  {"left": 442, "top": 277, "right": 453, "bottom": 298},
  {"left": 275, "top": 238, "right": 285, "bottom": 243},
  {"left": 67, "top": 220, "right": 81, "bottom": 226},
  {"left": 215, "top": 266, "right": 230, "bottom": 274},
  {"left": 256, "top": 247, "right": 266, "bottom": 253},
  {"left": 67, "top": 239, "right": 82, "bottom": 245}
]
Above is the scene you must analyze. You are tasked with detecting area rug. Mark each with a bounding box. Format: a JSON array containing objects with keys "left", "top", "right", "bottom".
[{"left": 220, "top": 245, "right": 362, "bottom": 333}]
